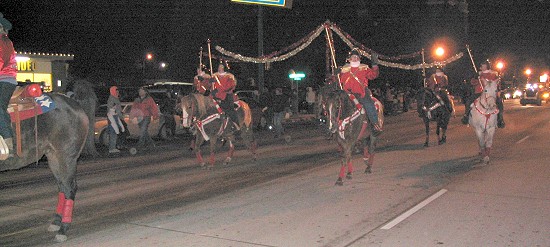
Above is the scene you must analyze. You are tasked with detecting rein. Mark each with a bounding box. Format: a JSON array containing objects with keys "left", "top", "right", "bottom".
[{"left": 473, "top": 91, "right": 499, "bottom": 129}]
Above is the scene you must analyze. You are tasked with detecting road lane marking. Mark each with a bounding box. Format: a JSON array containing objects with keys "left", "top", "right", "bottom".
[
  {"left": 516, "top": 136, "right": 530, "bottom": 144},
  {"left": 380, "top": 189, "right": 448, "bottom": 230}
]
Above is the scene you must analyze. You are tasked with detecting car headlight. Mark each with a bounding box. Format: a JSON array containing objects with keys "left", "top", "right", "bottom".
[
  {"left": 513, "top": 90, "right": 522, "bottom": 97},
  {"left": 543, "top": 92, "right": 550, "bottom": 99},
  {"left": 504, "top": 93, "right": 511, "bottom": 99}
]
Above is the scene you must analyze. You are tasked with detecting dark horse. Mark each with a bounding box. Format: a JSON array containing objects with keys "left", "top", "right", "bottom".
[
  {"left": 323, "top": 89, "right": 384, "bottom": 186},
  {"left": 180, "top": 93, "right": 257, "bottom": 169},
  {"left": 416, "top": 88, "right": 452, "bottom": 147},
  {"left": 0, "top": 82, "right": 92, "bottom": 242}
]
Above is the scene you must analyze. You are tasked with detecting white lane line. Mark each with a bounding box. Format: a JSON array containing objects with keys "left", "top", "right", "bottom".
[
  {"left": 516, "top": 136, "right": 530, "bottom": 144},
  {"left": 381, "top": 189, "right": 448, "bottom": 230}
]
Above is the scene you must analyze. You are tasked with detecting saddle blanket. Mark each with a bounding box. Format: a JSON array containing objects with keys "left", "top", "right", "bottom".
[{"left": 7, "top": 94, "right": 56, "bottom": 122}]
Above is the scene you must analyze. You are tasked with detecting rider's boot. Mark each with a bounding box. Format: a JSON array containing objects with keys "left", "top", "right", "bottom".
[
  {"left": 496, "top": 97, "right": 505, "bottom": 128},
  {"left": 461, "top": 103, "right": 471, "bottom": 125}
]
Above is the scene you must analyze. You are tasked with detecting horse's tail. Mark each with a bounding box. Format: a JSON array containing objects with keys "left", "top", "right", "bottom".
[
  {"left": 239, "top": 100, "right": 253, "bottom": 128},
  {"left": 72, "top": 79, "right": 99, "bottom": 157}
]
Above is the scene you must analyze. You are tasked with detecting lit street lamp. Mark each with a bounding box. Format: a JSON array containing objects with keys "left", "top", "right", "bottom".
[
  {"left": 496, "top": 61, "right": 504, "bottom": 70},
  {"left": 434, "top": 47, "right": 445, "bottom": 58}
]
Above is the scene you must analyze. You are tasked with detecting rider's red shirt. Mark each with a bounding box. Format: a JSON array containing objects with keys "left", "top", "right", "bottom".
[
  {"left": 339, "top": 64, "right": 379, "bottom": 98},
  {"left": 212, "top": 72, "right": 236, "bottom": 100},
  {"left": 472, "top": 70, "right": 499, "bottom": 94},
  {"left": 0, "top": 34, "right": 17, "bottom": 83}
]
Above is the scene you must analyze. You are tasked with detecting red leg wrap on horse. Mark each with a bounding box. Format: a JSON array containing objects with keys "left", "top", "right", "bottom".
[
  {"left": 196, "top": 152, "right": 204, "bottom": 164},
  {"left": 358, "top": 122, "right": 368, "bottom": 139},
  {"left": 339, "top": 165, "right": 346, "bottom": 178},
  {"left": 56, "top": 192, "right": 66, "bottom": 215},
  {"left": 61, "top": 199, "right": 74, "bottom": 223},
  {"left": 347, "top": 161, "right": 353, "bottom": 173},
  {"left": 209, "top": 153, "right": 215, "bottom": 166}
]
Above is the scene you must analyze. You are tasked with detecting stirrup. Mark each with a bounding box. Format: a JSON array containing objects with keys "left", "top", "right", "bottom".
[{"left": 0, "top": 136, "right": 10, "bottom": 160}]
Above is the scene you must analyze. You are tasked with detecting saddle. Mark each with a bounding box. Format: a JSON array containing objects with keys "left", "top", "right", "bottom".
[{"left": 4, "top": 85, "right": 55, "bottom": 157}]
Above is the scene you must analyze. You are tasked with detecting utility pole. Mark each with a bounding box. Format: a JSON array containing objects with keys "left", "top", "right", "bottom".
[{"left": 258, "top": 6, "right": 265, "bottom": 91}]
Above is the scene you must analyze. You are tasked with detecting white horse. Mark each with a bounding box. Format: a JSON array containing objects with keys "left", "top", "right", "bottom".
[{"left": 468, "top": 79, "right": 499, "bottom": 164}]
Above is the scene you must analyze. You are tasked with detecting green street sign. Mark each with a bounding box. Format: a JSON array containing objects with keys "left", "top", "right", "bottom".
[{"left": 289, "top": 72, "right": 305, "bottom": 81}]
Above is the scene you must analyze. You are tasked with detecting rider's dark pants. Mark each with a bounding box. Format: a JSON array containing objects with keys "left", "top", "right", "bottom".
[
  {"left": 214, "top": 91, "right": 238, "bottom": 124},
  {"left": 354, "top": 89, "right": 379, "bottom": 125},
  {"left": 0, "top": 82, "right": 16, "bottom": 138}
]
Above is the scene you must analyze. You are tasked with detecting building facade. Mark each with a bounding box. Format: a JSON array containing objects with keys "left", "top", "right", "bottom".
[{"left": 15, "top": 51, "right": 74, "bottom": 92}]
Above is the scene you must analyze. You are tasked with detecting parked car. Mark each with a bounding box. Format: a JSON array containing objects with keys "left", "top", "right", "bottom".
[{"left": 94, "top": 102, "right": 182, "bottom": 146}]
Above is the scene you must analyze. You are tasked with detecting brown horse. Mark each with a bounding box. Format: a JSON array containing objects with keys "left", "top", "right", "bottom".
[
  {"left": 1, "top": 82, "right": 92, "bottom": 242},
  {"left": 323, "top": 89, "right": 384, "bottom": 186},
  {"left": 180, "top": 93, "right": 257, "bottom": 168}
]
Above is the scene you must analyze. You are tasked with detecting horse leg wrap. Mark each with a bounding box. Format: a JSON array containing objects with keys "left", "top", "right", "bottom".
[
  {"left": 61, "top": 199, "right": 74, "bottom": 223},
  {"left": 209, "top": 153, "right": 215, "bottom": 166},
  {"left": 56, "top": 192, "right": 66, "bottom": 215},
  {"left": 196, "top": 151, "right": 204, "bottom": 164},
  {"left": 339, "top": 164, "right": 346, "bottom": 178},
  {"left": 347, "top": 161, "right": 353, "bottom": 174},
  {"left": 228, "top": 143, "right": 235, "bottom": 158}
]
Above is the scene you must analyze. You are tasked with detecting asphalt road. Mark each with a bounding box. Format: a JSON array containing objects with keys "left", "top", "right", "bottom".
[{"left": 1, "top": 99, "right": 549, "bottom": 247}]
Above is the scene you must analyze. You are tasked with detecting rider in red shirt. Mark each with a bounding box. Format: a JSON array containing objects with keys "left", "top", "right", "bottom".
[
  {"left": 210, "top": 63, "right": 238, "bottom": 125},
  {"left": 0, "top": 13, "right": 16, "bottom": 159},
  {"left": 338, "top": 48, "right": 382, "bottom": 133},
  {"left": 461, "top": 61, "right": 505, "bottom": 128},
  {"left": 193, "top": 68, "right": 211, "bottom": 95}
]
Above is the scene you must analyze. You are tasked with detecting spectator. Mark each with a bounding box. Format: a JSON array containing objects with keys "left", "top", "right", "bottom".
[
  {"left": 107, "top": 86, "right": 125, "bottom": 154},
  {"left": 270, "top": 87, "right": 289, "bottom": 138},
  {"left": 306, "top": 87, "right": 316, "bottom": 114},
  {"left": 130, "top": 87, "right": 159, "bottom": 149},
  {"left": 159, "top": 91, "right": 176, "bottom": 139}
]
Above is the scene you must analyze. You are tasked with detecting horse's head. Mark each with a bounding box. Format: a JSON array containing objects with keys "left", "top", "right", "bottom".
[
  {"left": 324, "top": 90, "right": 352, "bottom": 132},
  {"left": 180, "top": 95, "right": 196, "bottom": 128},
  {"left": 480, "top": 79, "right": 499, "bottom": 110}
]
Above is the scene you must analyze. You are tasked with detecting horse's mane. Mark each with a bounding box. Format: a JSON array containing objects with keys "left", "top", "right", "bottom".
[
  {"left": 191, "top": 93, "right": 209, "bottom": 117},
  {"left": 330, "top": 90, "right": 356, "bottom": 115}
]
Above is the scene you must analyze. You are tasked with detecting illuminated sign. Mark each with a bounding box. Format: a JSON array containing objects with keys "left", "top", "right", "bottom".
[
  {"left": 231, "top": 0, "right": 293, "bottom": 9},
  {"left": 17, "top": 61, "right": 37, "bottom": 72},
  {"left": 288, "top": 72, "right": 305, "bottom": 81}
]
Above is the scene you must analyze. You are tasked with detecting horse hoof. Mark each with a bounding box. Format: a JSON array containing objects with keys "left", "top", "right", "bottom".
[
  {"left": 48, "top": 224, "right": 60, "bottom": 232},
  {"left": 483, "top": 156, "right": 490, "bottom": 164},
  {"left": 335, "top": 180, "right": 344, "bottom": 186},
  {"left": 346, "top": 172, "right": 352, "bottom": 179},
  {"left": 55, "top": 234, "right": 67, "bottom": 242},
  {"left": 423, "top": 142, "right": 429, "bottom": 147}
]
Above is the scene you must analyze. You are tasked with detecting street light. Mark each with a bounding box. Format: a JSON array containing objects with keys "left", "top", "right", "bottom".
[
  {"left": 496, "top": 61, "right": 504, "bottom": 70},
  {"left": 434, "top": 47, "right": 445, "bottom": 58},
  {"left": 525, "top": 69, "right": 532, "bottom": 76}
]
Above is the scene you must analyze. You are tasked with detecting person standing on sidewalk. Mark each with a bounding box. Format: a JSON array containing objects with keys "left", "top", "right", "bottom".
[
  {"left": 131, "top": 87, "right": 159, "bottom": 149},
  {"left": 306, "top": 87, "right": 316, "bottom": 114},
  {"left": 271, "top": 87, "right": 289, "bottom": 138},
  {"left": 107, "top": 86, "right": 125, "bottom": 154}
]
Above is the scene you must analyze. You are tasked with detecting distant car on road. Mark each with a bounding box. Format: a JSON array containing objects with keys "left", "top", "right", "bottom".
[
  {"left": 94, "top": 102, "right": 183, "bottom": 146},
  {"left": 520, "top": 83, "right": 550, "bottom": 106}
]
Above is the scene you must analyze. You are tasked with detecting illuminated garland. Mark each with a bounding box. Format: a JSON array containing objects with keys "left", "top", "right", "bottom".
[
  {"left": 330, "top": 23, "right": 422, "bottom": 61},
  {"left": 215, "top": 24, "right": 324, "bottom": 63},
  {"left": 214, "top": 20, "right": 463, "bottom": 70}
]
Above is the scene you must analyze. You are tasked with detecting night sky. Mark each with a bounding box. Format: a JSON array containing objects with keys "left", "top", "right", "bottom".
[{"left": 2, "top": 0, "right": 549, "bottom": 90}]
